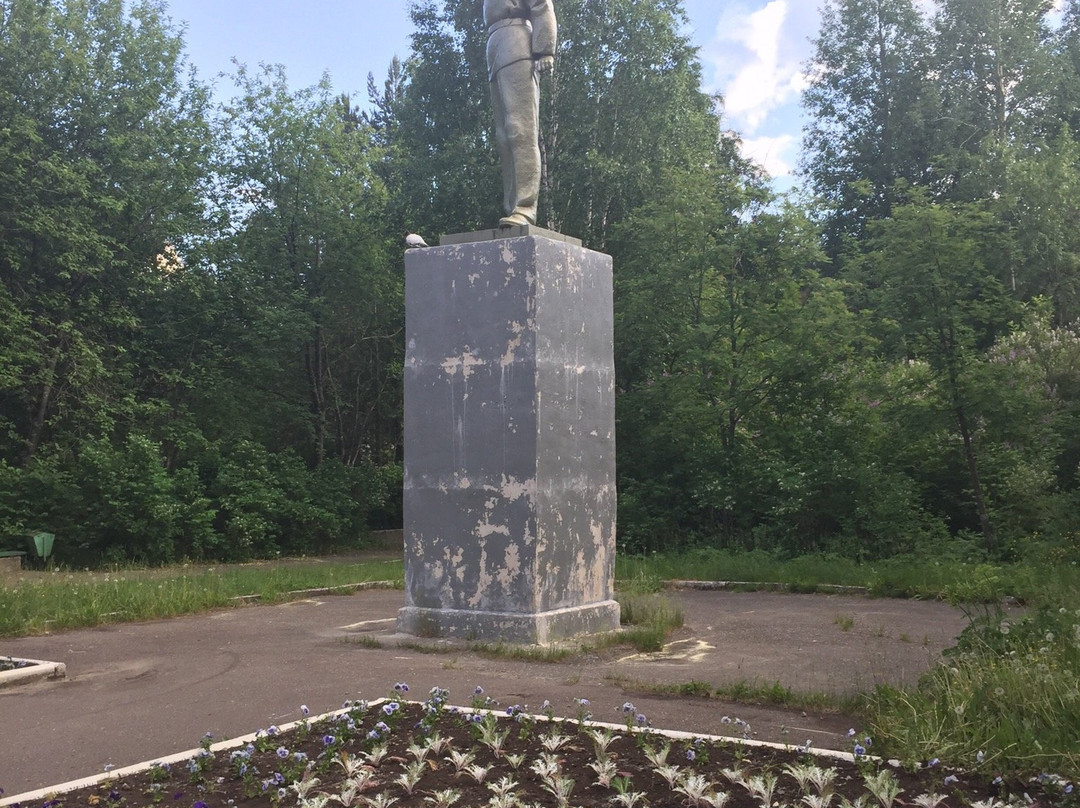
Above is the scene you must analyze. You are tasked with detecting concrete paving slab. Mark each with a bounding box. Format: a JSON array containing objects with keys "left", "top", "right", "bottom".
[{"left": 0, "top": 588, "right": 967, "bottom": 796}]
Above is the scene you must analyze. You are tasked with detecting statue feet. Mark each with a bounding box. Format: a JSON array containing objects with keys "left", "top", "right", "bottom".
[{"left": 499, "top": 212, "right": 533, "bottom": 228}]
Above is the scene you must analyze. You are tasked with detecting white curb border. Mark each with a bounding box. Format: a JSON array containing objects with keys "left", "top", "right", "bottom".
[
  {"left": 1, "top": 697, "right": 856, "bottom": 807},
  {"left": 0, "top": 658, "right": 66, "bottom": 690}
]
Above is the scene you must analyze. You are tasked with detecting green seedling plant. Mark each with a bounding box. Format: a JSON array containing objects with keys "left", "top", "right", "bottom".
[
  {"left": 540, "top": 774, "right": 575, "bottom": 808},
  {"left": 445, "top": 748, "right": 474, "bottom": 775},
  {"left": 485, "top": 775, "right": 521, "bottom": 808},
  {"left": 423, "top": 732, "right": 451, "bottom": 755},
  {"left": 745, "top": 772, "right": 779, "bottom": 808},
  {"left": 863, "top": 770, "right": 904, "bottom": 808},
  {"left": 539, "top": 732, "right": 572, "bottom": 753},
  {"left": 912, "top": 794, "right": 948, "bottom": 808},
  {"left": 529, "top": 753, "right": 561, "bottom": 781},
  {"left": 643, "top": 742, "right": 671, "bottom": 768},
  {"left": 653, "top": 763, "right": 683, "bottom": 789},
  {"left": 675, "top": 774, "right": 724, "bottom": 808},
  {"left": 588, "top": 757, "right": 619, "bottom": 787},
  {"left": 358, "top": 795, "right": 397, "bottom": 808},
  {"left": 612, "top": 793, "right": 650, "bottom": 808},
  {"left": 463, "top": 762, "right": 492, "bottom": 784},
  {"left": 421, "top": 788, "right": 461, "bottom": 808},
  {"left": 587, "top": 727, "right": 618, "bottom": 757},
  {"left": 392, "top": 760, "right": 424, "bottom": 795}
]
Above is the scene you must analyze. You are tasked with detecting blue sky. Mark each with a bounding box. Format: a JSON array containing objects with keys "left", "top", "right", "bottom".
[
  {"left": 162, "top": 0, "right": 1071, "bottom": 187},
  {"left": 164, "top": 0, "right": 825, "bottom": 184},
  {"left": 158, "top": 1, "right": 836, "bottom": 187}
]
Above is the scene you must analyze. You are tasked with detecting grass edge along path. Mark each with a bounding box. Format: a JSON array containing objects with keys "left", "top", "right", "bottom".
[{"left": 0, "top": 560, "right": 405, "bottom": 638}]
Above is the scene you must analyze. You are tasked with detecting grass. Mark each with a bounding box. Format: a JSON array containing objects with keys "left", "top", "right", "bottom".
[
  {"left": 616, "top": 547, "right": 1080, "bottom": 602},
  {"left": 865, "top": 599, "right": 1080, "bottom": 778},
  {"left": 606, "top": 674, "right": 860, "bottom": 715},
  {"left": 0, "top": 559, "right": 404, "bottom": 637}
]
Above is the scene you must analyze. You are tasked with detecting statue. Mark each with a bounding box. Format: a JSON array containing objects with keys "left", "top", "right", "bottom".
[{"left": 484, "top": 0, "right": 557, "bottom": 228}]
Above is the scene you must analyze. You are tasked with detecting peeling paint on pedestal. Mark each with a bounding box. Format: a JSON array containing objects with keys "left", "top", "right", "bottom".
[{"left": 399, "top": 235, "right": 619, "bottom": 644}]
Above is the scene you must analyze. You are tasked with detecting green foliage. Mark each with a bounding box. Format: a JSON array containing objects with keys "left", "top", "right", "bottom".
[
  {"left": 867, "top": 598, "right": 1080, "bottom": 777},
  {"left": 0, "top": 0, "right": 212, "bottom": 465},
  {"left": 801, "top": 0, "right": 937, "bottom": 257},
  {"left": 2, "top": 0, "right": 1080, "bottom": 568}
]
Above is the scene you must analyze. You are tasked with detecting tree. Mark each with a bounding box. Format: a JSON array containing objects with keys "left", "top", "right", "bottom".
[
  {"left": 542, "top": 0, "right": 724, "bottom": 248},
  {"left": 384, "top": 0, "right": 727, "bottom": 249},
  {"left": 932, "top": 0, "right": 1056, "bottom": 151},
  {"left": 612, "top": 170, "right": 913, "bottom": 553},
  {"left": 384, "top": 0, "right": 500, "bottom": 237},
  {"left": 215, "top": 65, "right": 401, "bottom": 469},
  {"left": 801, "top": 0, "right": 937, "bottom": 259},
  {"left": 1050, "top": 0, "right": 1080, "bottom": 137},
  {"left": 852, "top": 191, "right": 1021, "bottom": 552},
  {"left": 0, "top": 0, "right": 212, "bottom": 466}
]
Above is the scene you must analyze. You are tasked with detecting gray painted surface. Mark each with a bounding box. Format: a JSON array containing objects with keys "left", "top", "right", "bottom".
[{"left": 400, "top": 234, "right": 618, "bottom": 643}]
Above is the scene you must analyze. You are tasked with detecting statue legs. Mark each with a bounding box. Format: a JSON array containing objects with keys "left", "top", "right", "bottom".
[{"left": 490, "top": 59, "right": 541, "bottom": 227}]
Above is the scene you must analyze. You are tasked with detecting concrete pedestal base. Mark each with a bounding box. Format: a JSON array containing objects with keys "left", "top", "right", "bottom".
[
  {"left": 397, "top": 600, "right": 621, "bottom": 645},
  {"left": 398, "top": 231, "right": 619, "bottom": 645}
]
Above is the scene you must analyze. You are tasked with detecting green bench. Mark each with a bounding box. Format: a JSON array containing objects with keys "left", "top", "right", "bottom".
[{"left": 0, "top": 532, "right": 54, "bottom": 569}]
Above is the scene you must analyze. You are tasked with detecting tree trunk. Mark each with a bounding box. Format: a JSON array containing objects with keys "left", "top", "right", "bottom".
[
  {"left": 22, "top": 346, "right": 61, "bottom": 467},
  {"left": 955, "top": 404, "right": 997, "bottom": 553},
  {"left": 306, "top": 327, "right": 327, "bottom": 468}
]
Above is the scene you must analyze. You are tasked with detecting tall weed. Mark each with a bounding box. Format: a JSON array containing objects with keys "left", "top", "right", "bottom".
[{"left": 866, "top": 597, "right": 1080, "bottom": 778}]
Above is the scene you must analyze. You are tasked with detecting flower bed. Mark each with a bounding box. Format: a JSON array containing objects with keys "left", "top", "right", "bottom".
[
  {"left": 2, "top": 686, "right": 1073, "bottom": 808},
  {"left": 0, "top": 656, "right": 35, "bottom": 672}
]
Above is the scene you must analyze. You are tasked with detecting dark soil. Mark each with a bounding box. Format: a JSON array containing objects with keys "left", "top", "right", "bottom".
[{"left": 10, "top": 696, "right": 1066, "bottom": 808}]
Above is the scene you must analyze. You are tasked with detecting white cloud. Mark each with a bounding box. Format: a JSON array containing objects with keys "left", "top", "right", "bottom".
[
  {"left": 701, "top": 0, "right": 809, "bottom": 136},
  {"left": 739, "top": 134, "right": 798, "bottom": 178}
]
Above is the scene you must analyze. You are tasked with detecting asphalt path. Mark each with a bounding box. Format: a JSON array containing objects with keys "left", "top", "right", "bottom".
[{"left": 0, "top": 588, "right": 967, "bottom": 797}]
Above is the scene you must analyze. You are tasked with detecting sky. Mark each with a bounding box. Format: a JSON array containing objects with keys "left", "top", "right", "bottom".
[
  {"left": 158, "top": 1, "right": 839, "bottom": 188},
  {"left": 163, "top": 0, "right": 1071, "bottom": 187}
]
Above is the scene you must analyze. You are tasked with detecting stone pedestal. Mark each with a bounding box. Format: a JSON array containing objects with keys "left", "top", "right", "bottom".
[{"left": 397, "top": 229, "right": 619, "bottom": 645}]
